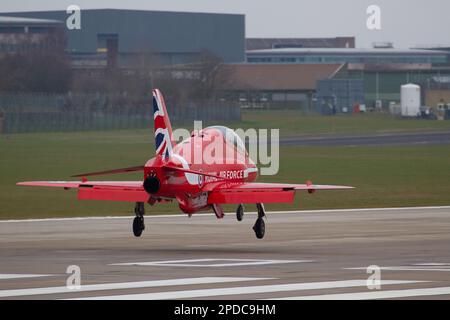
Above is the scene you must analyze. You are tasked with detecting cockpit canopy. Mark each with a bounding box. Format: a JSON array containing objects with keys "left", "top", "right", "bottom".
[{"left": 204, "top": 126, "right": 246, "bottom": 153}]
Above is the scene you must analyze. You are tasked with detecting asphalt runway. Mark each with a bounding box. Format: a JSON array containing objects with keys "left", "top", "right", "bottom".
[
  {"left": 1, "top": 206, "right": 450, "bottom": 300},
  {"left": 280, "top": 131, "right": 450, "bottom": 146}
]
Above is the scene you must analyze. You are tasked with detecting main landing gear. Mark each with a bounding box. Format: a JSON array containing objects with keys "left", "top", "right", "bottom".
[
  {"left": 236, "top": 203, "right": 265, "bottom": 239},
  {"left": 133, "top": 202, "right": 145, "bottom": 237},
  {"left": 253, "top": 203, "right": 266, "bottom": 239},
  {"left": 236, "top": 204, "right": 244, "bottom": 221}
]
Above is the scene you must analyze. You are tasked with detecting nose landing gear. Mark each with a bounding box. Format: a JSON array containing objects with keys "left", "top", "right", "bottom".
[
  {"left": 132, "top": 202, "right": 145, "bottom": 237},
  {"left": 253, "top": 203, "right": 266, "bottom": 239}
]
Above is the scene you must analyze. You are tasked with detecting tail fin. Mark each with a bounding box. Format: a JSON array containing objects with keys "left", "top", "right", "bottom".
[{"left": 152, "top": 89, "right": 175, "bottom": 158}]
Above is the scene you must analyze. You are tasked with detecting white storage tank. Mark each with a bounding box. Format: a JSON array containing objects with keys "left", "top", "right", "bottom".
[{"left": 401, "top": 84, "right": 421, "bottom": 117}]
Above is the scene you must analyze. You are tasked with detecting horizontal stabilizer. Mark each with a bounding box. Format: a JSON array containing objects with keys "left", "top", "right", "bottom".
[
  {"left": 208, "top": 182, "right": 354, "bottom": 204},
  {"left": 17, "top": 181, "right": 147, "bottom": 202}
]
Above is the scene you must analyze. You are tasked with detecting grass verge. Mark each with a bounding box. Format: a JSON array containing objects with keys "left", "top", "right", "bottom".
[{"left": 1, "top": 128, "right": 449, "bottom": 219}]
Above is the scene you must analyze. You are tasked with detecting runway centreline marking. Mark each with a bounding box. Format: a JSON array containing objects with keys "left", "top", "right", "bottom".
[
  {"left": 273, "top": 287, "right": 450, "bottom": 300},
  {"left": 0, "top": 274, "right": 55, "bottom": 280},
  {"left": 111, "top": 258, "right": 312, "bottom": 268},
  {"left": 69, "top": 280, "right": 422, "bottom": 300},
  {"left": 0, "top": 277, "right": 269, "bottom": 298},
  {"left": 1, "top": 206, "right": 450, "bottom": 223}
]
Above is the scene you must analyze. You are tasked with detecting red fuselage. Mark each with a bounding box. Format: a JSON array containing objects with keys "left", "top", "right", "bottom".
[{"left": 143, "top": 126, "right": 258, "bottom": 214}]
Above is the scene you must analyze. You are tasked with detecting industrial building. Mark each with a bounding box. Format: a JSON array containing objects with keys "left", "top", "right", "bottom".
[
  {"left": 421, "top": 78, "right": 450, "bottom": 119},
  {"left": 1, "top": 8, "right": 450, "bottom": 117},
  {"left": 0, "top": 16, "right": 65, "bottom": 54},
  {"left": 246, "top": 37, "right": 355, "bottom": 50},
  {"left": 244, "top": 46, "right": 450, "bottom": 111},
  {"left": 316, "top": 79, "right": 364, "bottom": 114},
  {"left": 218, "top": 63, "right": 344, "bottom": 110},
  {"left": 0, "top": 9, "right": 245, "bottom": 68},
  {"left": 335, "top": 63, "right": 450, "bottom": 109},
  {"left": 246, "top": 48, "right": 449, "bottom": 64}
]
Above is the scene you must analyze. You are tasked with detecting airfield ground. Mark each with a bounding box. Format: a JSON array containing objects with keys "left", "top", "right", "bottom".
[
  {"left": 0, "top": 112, "right": 450, "bottom": 219},
  {"left": 1, "top": 112, "right": 450, "bottom": 301},
  {"left": 1, "top": 207, "right": 450, "bottom": 300},
  {"left": 237, "top": 111, "right": 450, "bottom": 136}
]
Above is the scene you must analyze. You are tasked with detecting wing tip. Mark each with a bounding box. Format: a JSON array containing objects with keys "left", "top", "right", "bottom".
[{"left": 17, "top": 181, "right": 36, "bottom": 186}]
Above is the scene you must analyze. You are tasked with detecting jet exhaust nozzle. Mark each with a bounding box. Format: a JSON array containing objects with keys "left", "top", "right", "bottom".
[{"left": 143, "top": 176, "right": 160, "bottom": 194}]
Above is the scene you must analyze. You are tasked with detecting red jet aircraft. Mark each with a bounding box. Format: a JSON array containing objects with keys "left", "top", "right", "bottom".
[{"left": 18, "top": 89, "right": 353, "bottom": 239}]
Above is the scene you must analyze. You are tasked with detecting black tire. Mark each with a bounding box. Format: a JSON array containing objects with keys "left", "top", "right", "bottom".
[
  {"left": 133, "top": 216, "right": 145, "bottom": 237},
  {"left": 236, "top": 204, "right": 244, "bottom": 221},
  {"left": 253, "top": 218, "right": 265, "bottom": 239}
]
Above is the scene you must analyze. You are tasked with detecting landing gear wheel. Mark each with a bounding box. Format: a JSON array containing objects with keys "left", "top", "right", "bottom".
[
  {"left": 253, "top": 203, "right": 266, "bottom": 239},
  {"left": 236, "top": 204, "right": 244, "bottom": 221},
  {"left": 133, "top": 216, "right": 145, "bottom": 237},
  {"left": 253, "top": 218, "right": 265, "bottom": 239},
  {"left": 133, "top": 202, "right": 145, "bottom": 237}
]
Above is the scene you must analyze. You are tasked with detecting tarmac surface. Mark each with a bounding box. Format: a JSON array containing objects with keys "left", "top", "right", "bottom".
[
  {"left": 280, "top": 131, "right": 450, "bottom": 146},
  {"left": 1, "top": 206, "right": 450, "bottom": 300}
]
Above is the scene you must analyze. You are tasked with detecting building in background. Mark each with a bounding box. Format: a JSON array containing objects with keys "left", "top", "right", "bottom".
[
  {"left": 414, "top": 45, "right": 450, "bottom": 63},
  {"left": 246, "top": 37, "right": 355, "bottom": 50},
  {"left": 246, "top": 48, "right": 448, "bottom": 64},
  {"left": 421, "top": 77, "right": 450, "bottom": 119},
  {"left": 0, "top": 9, "right": 245, "bottom": 69},
  {"left": 337, "top": 63, "right": 450, "bottom": 109},
  {"left": 218, "top": 63, "right": 344, "bottom": 111},
  {"left": 0, "top": 16, "right": 65, "bottom": 55},
  {"left": 0, "top": 9, "right": 246, "bottom": 133},
  {"left": 246, "top": 46, "right": 450, "bottom": 110},
  {"left": 316, "top": 79, "right": 364, "bottom": 114},
  {"left": 2, "top": 8, "right": 450, "bottom": 118}
]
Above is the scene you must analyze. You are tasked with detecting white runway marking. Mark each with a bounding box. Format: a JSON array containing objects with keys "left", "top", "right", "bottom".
[
  {"left": 1, "top": 206, "right": 449, "bottom": 223},
  {"left": 111, "top": 258, "right": 311, "bottom": 268},
  {"left": 0, "top": 274, "right": 54, "bottom": 280},
  {"left": 70, "top": 280, "right": 421, "bottom": 300},
  {"left": 414, "top": 263, "right": 450, "bottom": 266},
  {"left": 0, "top": 277, "right": 268, "bottom": 298},
  {"left": 275, "top": 286, "right": 450, "bottom": 300},
  {"left": 347, "top": 265, "right": 450, "bottom": 272}
]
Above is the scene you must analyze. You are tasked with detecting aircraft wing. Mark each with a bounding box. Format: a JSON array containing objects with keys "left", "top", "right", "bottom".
[
  {"left": 17, "top": 181, "right": 148, "bottom": 202},
  {"left": 17, "top": 180, "right": 353, "bottom": 204},
  {"left": 207, "top": 182, "right": 353, "bottom": 204}
]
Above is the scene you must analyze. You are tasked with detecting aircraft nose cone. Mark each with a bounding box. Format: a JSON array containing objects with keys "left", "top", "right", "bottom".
[{"left": 143, "top": 176, "right": 160, "bottom": 194}]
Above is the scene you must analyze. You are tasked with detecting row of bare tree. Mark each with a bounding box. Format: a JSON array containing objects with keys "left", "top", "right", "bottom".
[
  {"left": 0, "top": 49, "right": 72, "bottom": 93},
  {"left": 0, "top": 45, "right": 232, "bottom": 105}
]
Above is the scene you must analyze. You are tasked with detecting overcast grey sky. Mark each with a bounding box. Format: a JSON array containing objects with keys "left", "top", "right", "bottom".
[{"left": 1, "top": 0, "right": 449, "bottom": 48}]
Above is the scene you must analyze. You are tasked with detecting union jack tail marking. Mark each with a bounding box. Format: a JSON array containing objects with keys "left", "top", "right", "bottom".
[{"left": 152, "top": 89, "right": 174, "bottom": 158}]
